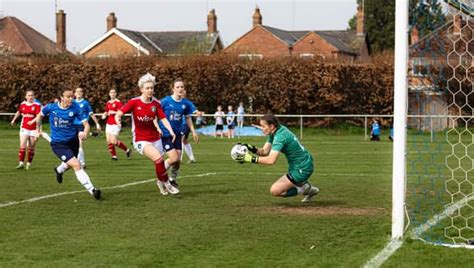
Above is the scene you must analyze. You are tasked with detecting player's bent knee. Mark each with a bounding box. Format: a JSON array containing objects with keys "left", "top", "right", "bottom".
[{"left": 270, "top": 186, "right": 283, "bottom": 196}]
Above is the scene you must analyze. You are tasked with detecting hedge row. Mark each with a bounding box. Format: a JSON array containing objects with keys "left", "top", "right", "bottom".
[{"left": 0, "top": 56, "right": 394, "bottom": 124}]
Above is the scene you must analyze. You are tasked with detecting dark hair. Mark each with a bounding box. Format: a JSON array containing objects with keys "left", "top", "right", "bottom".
[
  {"left": 261, "top": 114, "right": 280, "bottom": 128},
  {"left": 57, "top": 89, "right": 73, "bottom": 97},
  {"left": 171, "top": 78, "right": 184, "bottom": 88}
]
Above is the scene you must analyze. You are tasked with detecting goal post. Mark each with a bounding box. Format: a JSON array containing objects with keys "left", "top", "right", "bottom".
[{"left": 392, "top": 0, "right": 409, "bottom": 240}]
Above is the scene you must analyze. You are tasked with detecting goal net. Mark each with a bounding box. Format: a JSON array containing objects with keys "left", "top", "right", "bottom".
[{"left": 406, "top": 0, "right": 473, "bottom": 247}]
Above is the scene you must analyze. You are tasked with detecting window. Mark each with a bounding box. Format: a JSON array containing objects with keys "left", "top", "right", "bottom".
[
  {"left": 238, "top": 54, "right": 263, "bottom": 60},
  {"left": 412, "top": 57, "right": 430, "bottom": 77},
  {"left": 97, "top": 53, "right": 111, "bottom": 59},
  {"left": 299, "top": 53, "right": 314, "bottom": 59}
]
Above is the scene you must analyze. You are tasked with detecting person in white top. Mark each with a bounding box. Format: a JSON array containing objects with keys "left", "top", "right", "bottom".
[
  {"left": 214, "top": 105, "right": 225, "bottom": 138},
  {"left": 237, "top": 102, "right": 245, "bottom": 128}
]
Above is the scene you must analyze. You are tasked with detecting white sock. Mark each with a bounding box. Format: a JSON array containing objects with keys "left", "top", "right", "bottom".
[
  {"left": 41, "top": 132, "right": 52, "bottom": 143},
  {"left": 56, "top": 162, "right": 69, "bottom": 173},
  {"left": 180, "top": 148, "right": 184, "bottom": 161},
  {"left": 296, "top": 186, "right": 305, "bottom": 194},
  {"left": 74, "top": 169, "right": 95, "bottom": 194},
  {"left": 78, "top": 148, "right": 85, "bottom": 165},
  {"left": 164, "top": 159, "right": 171, "bottom": 170},
  {"left": 183, "top": 144, "right": 195, "bottom": 161}
]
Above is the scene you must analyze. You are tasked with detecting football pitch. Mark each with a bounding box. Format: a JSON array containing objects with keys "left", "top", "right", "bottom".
[{"left": 1, "top": 124, "right": 473, "bottom": 267}]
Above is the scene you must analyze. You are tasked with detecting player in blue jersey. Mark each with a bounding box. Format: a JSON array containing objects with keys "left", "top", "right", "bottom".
[
  {"left": 34, "top": 89, "right": 101, "bottom": 200},
  {"left": 158, "top": 79, "right": 199, "bottom": 187},
  {"left": 370, "top": 119, "right": 381, "bottom": 141},
  {"left": 73, "top": 87, "right": 101, "bottom": 167},
  {"left": 180, "top": 97, "right": 198, "bottom": 164}
]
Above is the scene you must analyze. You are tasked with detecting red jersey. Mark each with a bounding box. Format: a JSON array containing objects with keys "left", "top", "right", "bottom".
[
  {"left": 121, "top": 97, "right": 166, "bottom": 142},
  {"left": 19, "top": 101, "right": 41, "bottom": 130},
  {"left": 105, "top": 99, "right": 123, "bottom": 125}
]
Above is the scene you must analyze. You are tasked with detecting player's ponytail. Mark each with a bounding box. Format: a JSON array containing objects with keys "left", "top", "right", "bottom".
[{"left": 261, "top": 114, "right": 280, "bottom": 128}]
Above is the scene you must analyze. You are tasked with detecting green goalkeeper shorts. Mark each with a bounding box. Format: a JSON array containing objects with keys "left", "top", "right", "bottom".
[{"left": 287, "top": 158, "right": 314, "bottom": 185}]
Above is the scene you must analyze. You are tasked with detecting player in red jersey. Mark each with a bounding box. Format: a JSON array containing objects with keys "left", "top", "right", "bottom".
[
  {"left": 10, "top": 90, "right": 41, "bottom": 170},
  {"left": 115, "top": 73, "right": 179, "bottom": 195},
  {"left": 101, "top": 89, "right": 131, "bottom": 160}
]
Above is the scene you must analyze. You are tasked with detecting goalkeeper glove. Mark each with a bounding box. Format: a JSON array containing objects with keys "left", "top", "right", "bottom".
[
  {"left": 242, "top": 143, "right": 258, "bottom": 154},
  {"left": 237, "top": 152, "right": 258, "bottom": 164}
]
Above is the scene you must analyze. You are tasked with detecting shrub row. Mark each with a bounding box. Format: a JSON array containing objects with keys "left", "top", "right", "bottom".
[{"left": 0, "top": 56, "right": 394, "bottom": 125}]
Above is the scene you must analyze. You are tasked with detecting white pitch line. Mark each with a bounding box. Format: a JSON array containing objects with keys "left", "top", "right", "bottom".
[
  {"left": 363, "top": 239, "right": 403, "bottom": 268},
  {"left": 363, "top": 193, "right": 474, "bottom": 267},
  {"left": 0, "top": 172, "right": 217, "bottom": 208}
]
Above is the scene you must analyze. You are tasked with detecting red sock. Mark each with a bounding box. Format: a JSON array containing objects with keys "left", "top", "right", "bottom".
[
  {"left": 18, "top": 148, "right": 26, "bottom": 162},
  {"left": 27, "top": 148, "right": 35, "bottom": 163},
  {"left": 116, "top": 140, "right": 128, "bottom": 152},
  {"left": 108, "top": 143, "right": 117, "bottom": 157},
  {"left": 154, "top": 157, "right": 169, "bottom": 182}
]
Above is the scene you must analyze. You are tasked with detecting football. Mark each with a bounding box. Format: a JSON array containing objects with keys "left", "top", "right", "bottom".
[{"left": 230, "top": 144, "right": 248, "bottom": 161}]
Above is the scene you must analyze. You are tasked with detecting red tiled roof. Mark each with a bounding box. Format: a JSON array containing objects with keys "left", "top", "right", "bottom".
[{"left": 0, "top": 16, "right": 66, "bottom": 55}]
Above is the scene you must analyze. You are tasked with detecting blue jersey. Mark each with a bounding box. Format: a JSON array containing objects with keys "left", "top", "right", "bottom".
[
  {"left": 372, "top": 123, "right": 380, "bottom": 135},
  {"left": 159, "top": 96, "right": 196, "bottom": 137},
  {"left": 73, "top": 99, "right": 93, "bottom": 126},
  {"left": 41, "top": 102, "right": 86, "bottom": 143},
  {"left": 226, "top": 111, "right": 235, "bottom": 125}
]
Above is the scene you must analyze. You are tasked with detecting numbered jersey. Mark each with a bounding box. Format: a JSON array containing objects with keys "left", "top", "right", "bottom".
[
  {"left": 18, "top": 101, "right": 41, "bottom": 130},
  {"left": 121, "top": 97, "right": 166, "bottom": 143},
  {"left": 105, "top": 99, "right": 123, "bottom": 125},
  {"left": 267, "top": 125, "right": 312, "bottom": 168}
]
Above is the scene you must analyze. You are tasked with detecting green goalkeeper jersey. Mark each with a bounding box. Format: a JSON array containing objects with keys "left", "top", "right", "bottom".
[{"left": 267, "top": 125, "right": 314, "bottom": 177}]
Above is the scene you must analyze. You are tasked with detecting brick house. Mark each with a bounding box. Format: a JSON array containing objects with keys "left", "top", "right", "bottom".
[
  {"left": 223, "top": 6, "right": 369, "bottom": 62},
  {"left": 408, "top": 15, "right": 472, "bottom": 130},
  {"left": 80, "top": 10, "right": 223, "bottom": 58},
  {"left": 0, "top": 10, "right": 69, "bottom": 58}
]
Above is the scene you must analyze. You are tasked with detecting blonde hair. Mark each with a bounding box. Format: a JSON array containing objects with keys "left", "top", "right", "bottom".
[{"left": 138, "top": 72, "right": 156, "bottom": 88}]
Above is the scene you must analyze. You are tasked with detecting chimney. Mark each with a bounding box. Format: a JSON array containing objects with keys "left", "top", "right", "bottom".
[
  {"left": 453, "top": 14, "right": 461, "bottom": 35},
  {"left": 56, "top": 9, "right": 66, "bottom": 52},
  {"left": 207, "top": 9, "right": 217, "bottom": 35},
  {"left": 253, "top": 7, "right": 262, "bottom": 27},
  {"left": 356, "top": 5, "right": 364, "bottom": 36},
  {"left": 410, "top": 26, "right": 419, "bottom": 44},
  {"left": 107, "top": 12, "right": 117, "bottom": 31}
]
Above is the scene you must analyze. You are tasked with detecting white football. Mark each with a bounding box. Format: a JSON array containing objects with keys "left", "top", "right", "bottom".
[{"left": 230, "top": 144, "right": 248, "bottom": 161}]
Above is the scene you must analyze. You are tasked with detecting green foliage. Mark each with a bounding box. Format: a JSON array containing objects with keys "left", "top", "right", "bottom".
[
  {"left": 410, "top": 0, "right": 446, "bottom": 36},
  {"left": 364, "top": 0, "right": 396, "bottom": 52}
]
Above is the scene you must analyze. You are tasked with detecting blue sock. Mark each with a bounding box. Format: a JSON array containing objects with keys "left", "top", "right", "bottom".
[{"left": 285, "top": 187, "right": 298, "bottom": 197}]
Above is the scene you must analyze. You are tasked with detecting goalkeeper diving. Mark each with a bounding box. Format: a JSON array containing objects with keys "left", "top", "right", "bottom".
[{"left": 235, "top": 114, "right": 319, "bottom": 203}]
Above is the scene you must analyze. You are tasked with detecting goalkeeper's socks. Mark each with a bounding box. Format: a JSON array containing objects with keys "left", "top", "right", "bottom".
[
  {"left": 154, "top": 157, "right": 169, "bottom": 182},
  {"left": 285, "top": 187, "right": 298, "bottom": 197}
]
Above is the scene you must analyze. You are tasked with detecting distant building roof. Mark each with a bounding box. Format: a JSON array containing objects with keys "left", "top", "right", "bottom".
[
  {"left": 261, "top": 25, "right": 364, "bottom": 55},
  {"left": 81, "top": 27, "right": 222, "bottom": 56},
  {"left": 0, "top": 16, "right": 67, "bottom": 55}
]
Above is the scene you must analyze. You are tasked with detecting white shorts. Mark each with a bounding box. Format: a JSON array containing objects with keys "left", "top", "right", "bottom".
[
  {"left": 105, "top": 124, "right": 121, "bottom": 136},
  {"left": 20, "top": 128, "right": 38, "bottom": 138},
  {"left": 133, "top": 140, "right": 164, "bottom": 156}
]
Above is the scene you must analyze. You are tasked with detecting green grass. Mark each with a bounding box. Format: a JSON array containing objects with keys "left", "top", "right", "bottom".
[{"left": 1, "top": 123, "right": 473, "bottom": 267}]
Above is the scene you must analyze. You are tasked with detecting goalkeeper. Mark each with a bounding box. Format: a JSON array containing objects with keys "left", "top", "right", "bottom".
[{"left": 236, "top": 114, "right": 319, "bottom": 203}]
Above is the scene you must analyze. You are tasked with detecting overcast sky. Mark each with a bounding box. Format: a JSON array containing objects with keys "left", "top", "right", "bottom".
[{"left": 1, "top": 0, "right": 358, "bottom": 53}]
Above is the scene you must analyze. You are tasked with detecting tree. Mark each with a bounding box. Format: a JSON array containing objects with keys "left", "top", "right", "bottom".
[
  {"left": 347, "top": 0, "right": 395, "bottom": 53},
  {"left": 409, "top": 0, "right": 446, "bottom": 36},
  {"left": 348, "top": 0, "right": 446, "bottom": 52}
]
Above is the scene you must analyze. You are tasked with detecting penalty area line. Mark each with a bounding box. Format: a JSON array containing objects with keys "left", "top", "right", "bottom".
[{"left": 0, "top": 172, "right": 217, "bottom": 209}]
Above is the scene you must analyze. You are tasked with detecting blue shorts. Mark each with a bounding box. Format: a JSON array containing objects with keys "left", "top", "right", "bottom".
[
  {"left": 161, "top": 134, "right": 182, "bottom": 152},
  {"left": 74, "top": 124, "right": 85, "bottom": 132},
  {"left": 181, "top": 125, "right": 190, "bottom": 139},
  {"left": 51, "top": 137, "right": 80, "bottom": 162}
]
